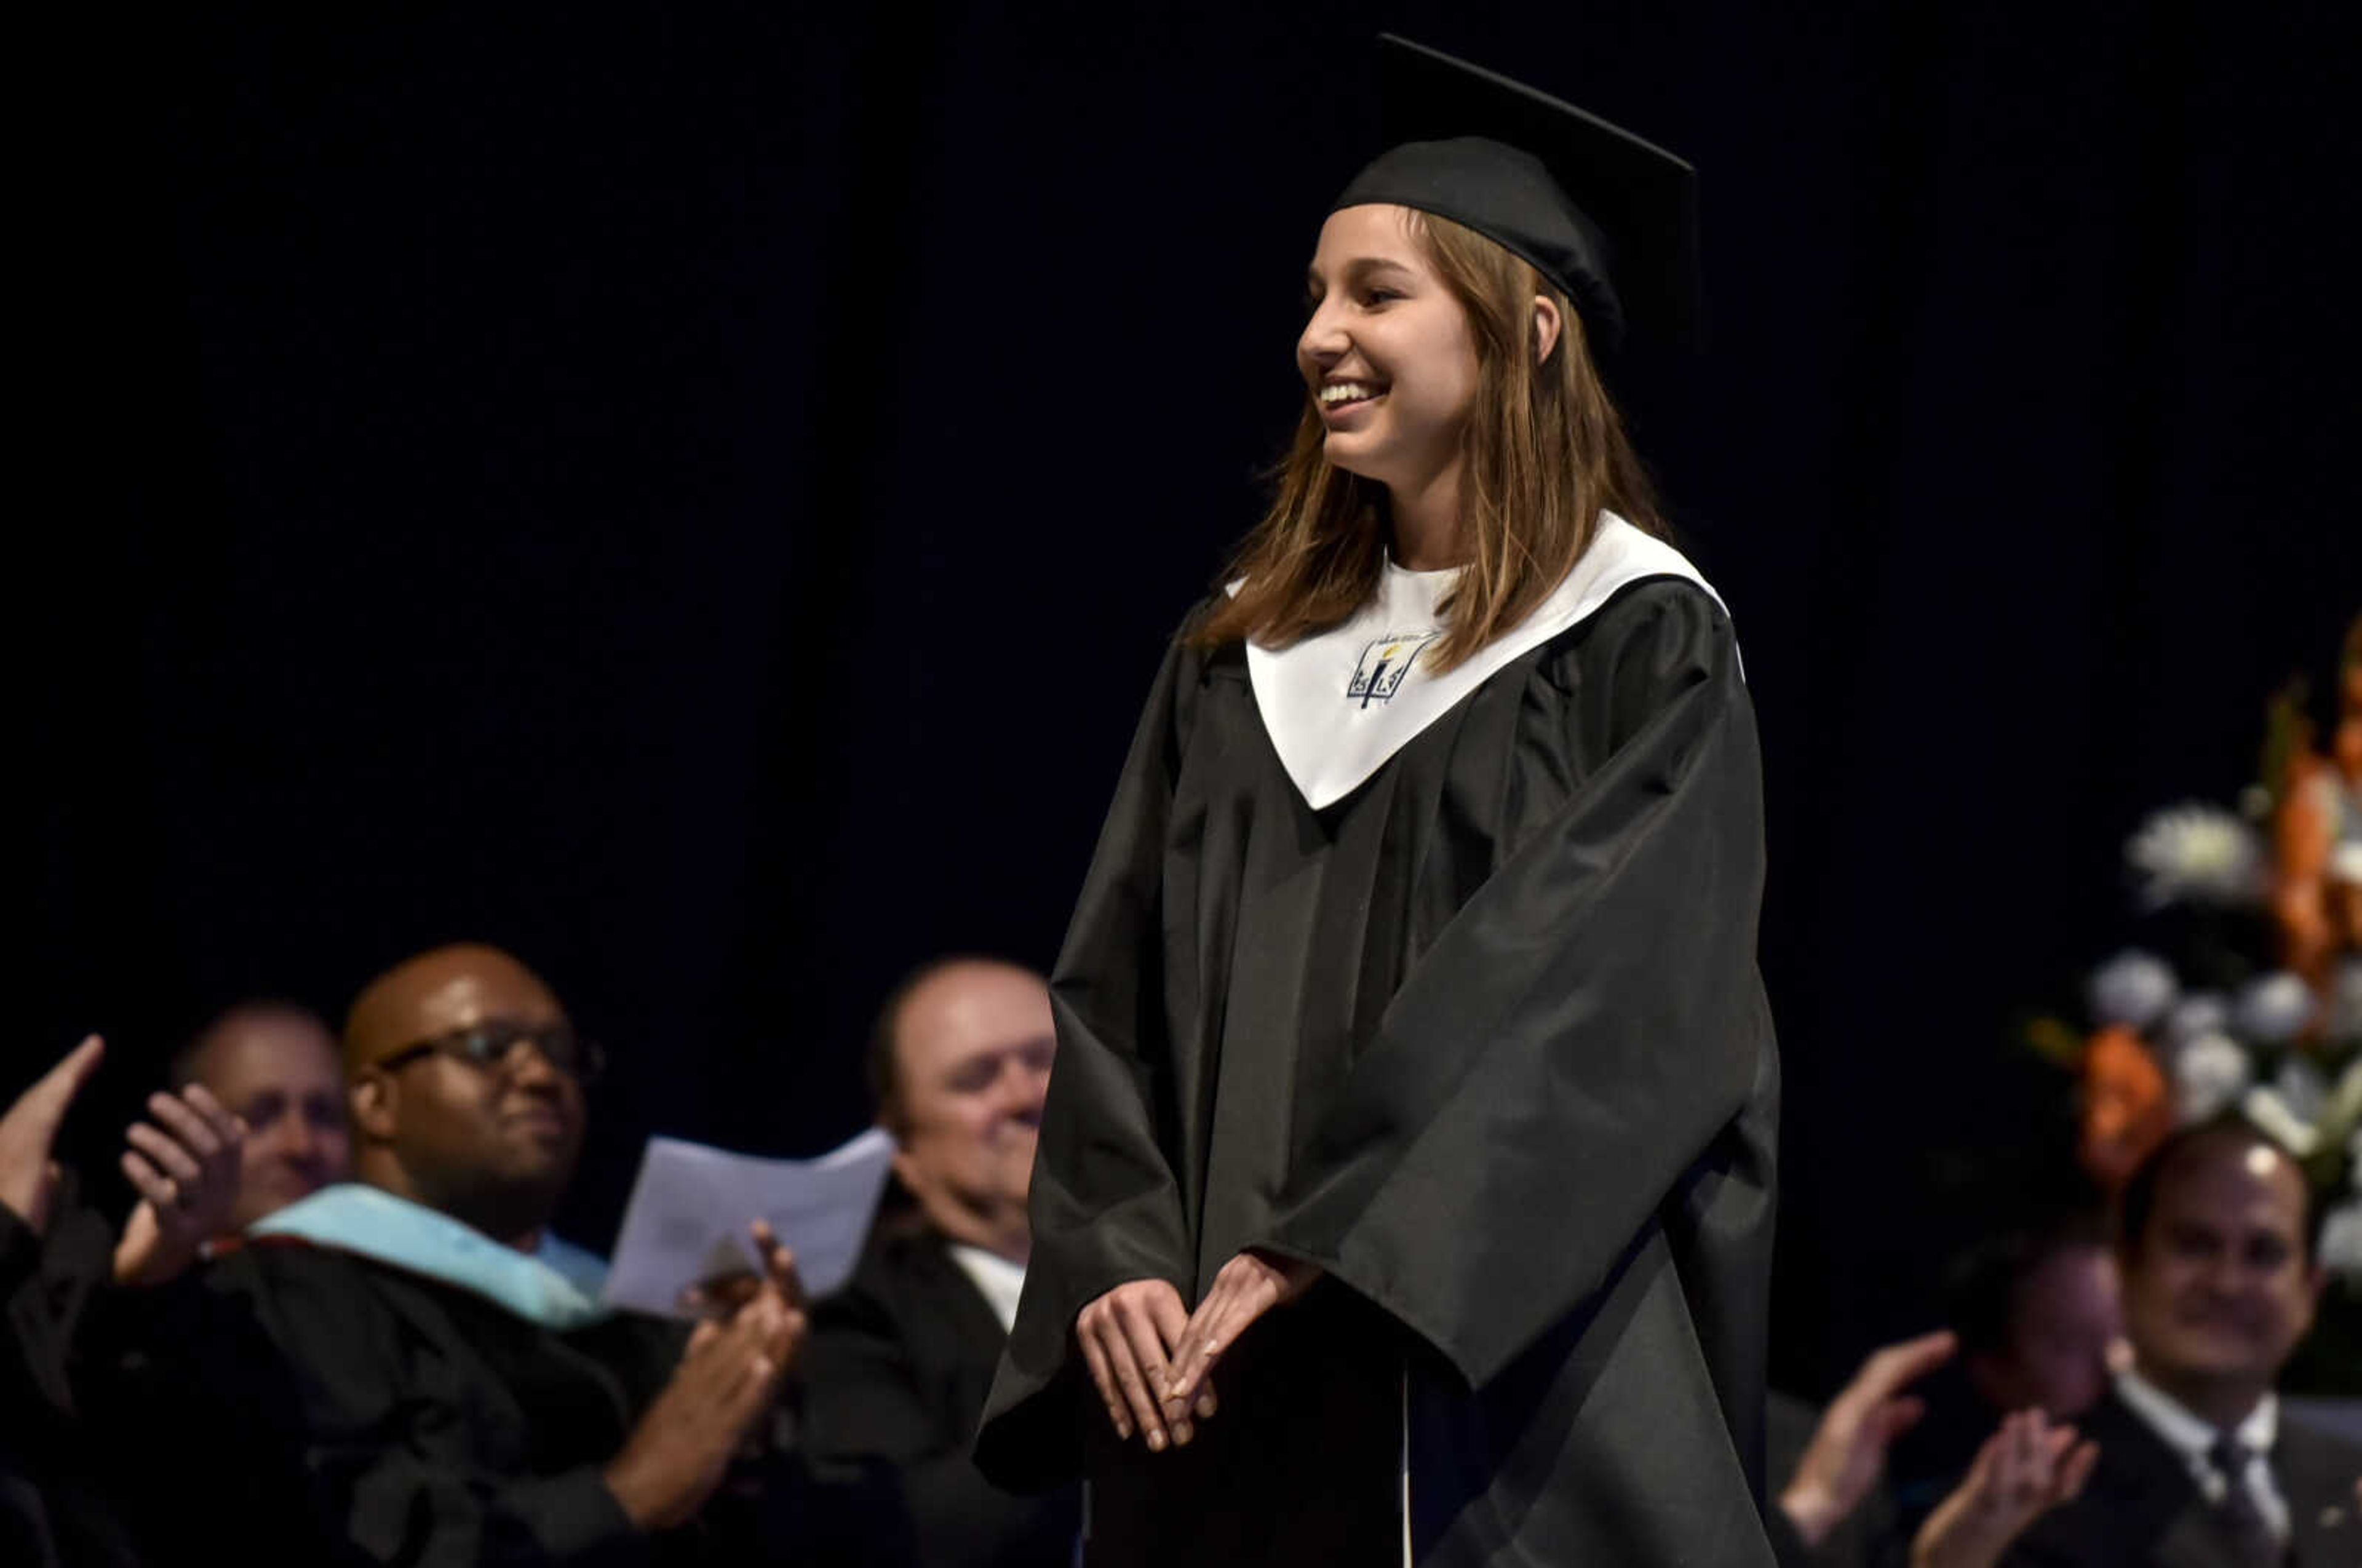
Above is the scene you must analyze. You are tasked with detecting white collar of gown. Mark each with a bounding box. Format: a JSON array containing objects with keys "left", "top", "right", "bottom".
[{"left": 1241, "top": 514, "right": 1729, "bottom": 811}]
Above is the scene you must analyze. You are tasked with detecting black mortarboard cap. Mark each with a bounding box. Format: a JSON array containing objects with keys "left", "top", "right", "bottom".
[{"left": 1334, "top": 35, "right": 1701, "bottom": 353}]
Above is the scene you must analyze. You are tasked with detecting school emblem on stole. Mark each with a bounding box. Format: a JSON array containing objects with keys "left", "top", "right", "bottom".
[{"left": 1346, "top": 631, "right": 1443, "bottom": 708}]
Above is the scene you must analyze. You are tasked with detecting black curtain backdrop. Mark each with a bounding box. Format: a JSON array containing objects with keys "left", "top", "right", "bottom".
[{"left": 30, "top": 1, "right": 2360, "bottom": 1399}]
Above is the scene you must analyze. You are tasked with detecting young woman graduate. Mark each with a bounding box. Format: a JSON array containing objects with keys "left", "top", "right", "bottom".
[{"left": 976, "top": 36, "right": 1779, "bottom": 1567}]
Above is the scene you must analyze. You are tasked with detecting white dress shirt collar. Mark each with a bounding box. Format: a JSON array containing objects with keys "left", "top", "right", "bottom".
[
  {"left": 947, "top": 1241, "right": 1026, "bottom": 1334},
  {"left": 2115, "top": 1365, "right": 2287, "bottom": 1542}
]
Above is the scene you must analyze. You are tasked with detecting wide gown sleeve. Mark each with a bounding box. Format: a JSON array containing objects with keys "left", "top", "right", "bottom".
[
  {"left": 976, "top": 630, "right": 1201, "bottom": 1488},
  {"left": 2, "top": 1176, "right": 147, "bottom": 1568},
  {"left": 1263, "top": 584, "right": 1772, "bottom": 1389},
  {"left": 202, "top": 1249, "right": 650, "bottom": 1568}
]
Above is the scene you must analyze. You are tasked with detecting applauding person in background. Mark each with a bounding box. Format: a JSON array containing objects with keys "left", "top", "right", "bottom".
[{"left": 2, "top": 1035, "right": 244, "bottom": 1567}]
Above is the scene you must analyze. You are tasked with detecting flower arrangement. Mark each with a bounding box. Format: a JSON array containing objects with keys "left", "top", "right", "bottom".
[{"left": 2027, "top": 621, "right": 2362, "bottom": 1287}]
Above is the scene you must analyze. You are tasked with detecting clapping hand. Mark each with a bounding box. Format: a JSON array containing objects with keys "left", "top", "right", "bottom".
[
  {"left": 679, "top": 1219, "right": 808, "bottom": 1322},
  {"left": 114, "top": 1083, "right": 247, "bottom": 1286},
  {"left": 0, "top": 1036, "right": 108, "bottom": 1233},
  {"left": 604, "top": 1219, "right": 807, "bottom": 1534},
  {"left": 1911, "top": 1408, "right": 2098, "bottom": 1568},
  {"left": 1779, "top": 1329, "right": 1957, "bottom": 1546}
]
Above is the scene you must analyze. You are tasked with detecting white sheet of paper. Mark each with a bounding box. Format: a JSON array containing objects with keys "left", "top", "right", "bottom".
[{"left": 603, "top": 1127, "right": 897, "bottom": 1318}]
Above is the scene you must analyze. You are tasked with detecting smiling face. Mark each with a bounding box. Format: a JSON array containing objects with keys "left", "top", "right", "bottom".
[
  {"left": 1298, "top": 204, "right": 1482, "bottom": 504},
  {"left": 346, "top": 945, "right": 586, "bottom": 1246},
  {"left": 2121, "top": 1131, "right": 2323, "bottom": 1415},
  {"left": 884, "top": 961, "right": 1054, "bottom": 1262},
  {"left": 183, "top": 1005, "right": 352, "bottom": 1229}
]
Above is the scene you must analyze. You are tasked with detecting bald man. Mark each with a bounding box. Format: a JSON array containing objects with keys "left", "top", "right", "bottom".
[
  {"left": 162, "top": 943, "right": 814, "bottom": 1567},
  {"left": 801, "top": 957, "right": 1081, "bottom": 1568},
  {"left": 335, "top": 943, "right": 594, "bottom": 1249},
  {"left": 171, "top": 1000, "right": 349, "bottom": 1229}
]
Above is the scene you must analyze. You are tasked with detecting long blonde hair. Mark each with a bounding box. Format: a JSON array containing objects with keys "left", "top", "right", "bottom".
[{"left": 1192, "top": 210, "right": 1663, "bottom": 670}]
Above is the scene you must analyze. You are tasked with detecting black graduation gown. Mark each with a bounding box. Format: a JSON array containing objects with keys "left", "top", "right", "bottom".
[
  {"left": 801, "top": 1216, "right": 1082, "bottom": 1567},
  {"left": 106, "top": 1238, "right": 845, "bottom": 1568},
  {"left": 1, "top": 1177, "right": 145, "bottom": 1568},
  {"left": 135, "top": 1240, "right": 684, "bottom": 1566},
  {"left": 976, "top": 577, "right": 1780, "bottom": 1566}
]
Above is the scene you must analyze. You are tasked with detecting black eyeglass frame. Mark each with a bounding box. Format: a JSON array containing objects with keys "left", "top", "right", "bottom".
[{"left": 373, "top": 1020, "right": 606, "bottom": 1087}]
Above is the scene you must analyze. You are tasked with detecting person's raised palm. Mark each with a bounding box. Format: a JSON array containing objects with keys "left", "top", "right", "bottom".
[{"left": 0, "top": 1037, "right": 106, "bottom": 1234}]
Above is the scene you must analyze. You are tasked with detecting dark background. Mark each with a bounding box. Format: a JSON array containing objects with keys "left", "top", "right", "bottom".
[{"left": 30, "top": 1, "right": 2360, "bottom": 1399}]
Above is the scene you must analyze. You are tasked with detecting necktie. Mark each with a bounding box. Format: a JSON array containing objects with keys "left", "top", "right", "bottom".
[{"left": 2205, "top": 1431, "right": 2280, "bottom": 1567}]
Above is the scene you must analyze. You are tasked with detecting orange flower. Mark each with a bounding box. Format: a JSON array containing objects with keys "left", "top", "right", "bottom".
[{"left": 2079, "top": 1024, "right": 2173, "bottom": 1192}]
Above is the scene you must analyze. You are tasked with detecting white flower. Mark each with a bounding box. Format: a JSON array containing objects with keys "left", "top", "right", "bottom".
[
  {"left": 2241, "top": 1087, "right": 2319, "bottom": 1158},
  {"left": 2320, "top": 1200, "right": 2362, "bottom": 1284},
  {"left": 2272, "top": 1056, "right": 2332, "bottom": 1128},
  {"left": 2161, "top": 992, "right": 2231, "bottom": 1047},
  {"left": 2171, "top": 1033, "right": 2253, "bottom": 1121},
  {"left": 2126, "top": 804, "right": 2267, "bottom": 909},
  {"left": 2330, "top": 1060, "right": 2362, "bottom": 1166},
  {"left": 2330, "top": 957, "right": 2362, "bottom": 1043},
  {"left": 2089, "top": 950, "right": 2179, "bottom": 1030},
  {"left": 2334, "top": 840, "right": 2362, "bottom": 888},
  {"left": 2233, "top": 972, "right": 2316, "bottom": 1044}
]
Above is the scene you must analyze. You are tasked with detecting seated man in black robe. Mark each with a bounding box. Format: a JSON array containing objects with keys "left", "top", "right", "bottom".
[
  {"left": 1768, "top": 1324, "right": 2107, "bottom": 1568},
  {"left": 2, "top": 1034, "right": 244, "bottom": 1568},
  {"left": 802, "top": 958, "right": 1081, "bottom": 1567},
  {"left": 1875, "top": 1216, "right": 2123, "bottom": 1543},
  {"left": 148, "top": 943, "right": 813, "bottom": 1567},
  {"left": 2005, "top": 1118, "right": 2361, "bottom": 1567}
]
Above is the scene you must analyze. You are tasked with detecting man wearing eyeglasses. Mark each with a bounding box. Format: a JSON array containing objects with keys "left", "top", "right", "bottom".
[
  {"left": 150, "top": 942, "right": 818, "bottom": 1566},
  {"left": 333, "top": 943, "right": 605, "bottom": 1260}
]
